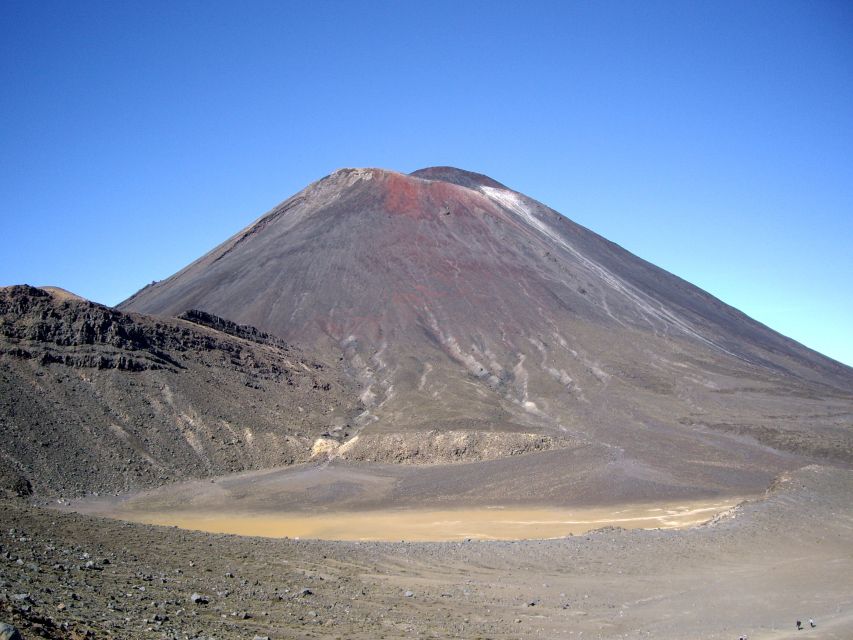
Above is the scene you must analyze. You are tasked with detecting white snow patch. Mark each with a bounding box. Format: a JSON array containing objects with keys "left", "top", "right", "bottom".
[
  {"left": 424, "top": 309, "right": 491, "bottom": 380},
  {"left": 479, "top": 186, "right": 745, "bottom": 360},
  {"left": 529, "top": 337, "right": 575, "bottom": 390},
  {"left": 360, "top": 386, "right": 377, "bottom": 405},
  {"left": 418, "top": 363, "right": 433, "bottom": 391},
  {"left": 512, "top": 354, "right": 529, "bottom": 398},
  {"left": 591, "top": 365, "right": 609, "bottom": 381}
]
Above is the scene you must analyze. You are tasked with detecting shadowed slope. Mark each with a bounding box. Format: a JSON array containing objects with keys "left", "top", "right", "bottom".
[{"left": 0, "top": 285, "right": 361, "bottom": 497}]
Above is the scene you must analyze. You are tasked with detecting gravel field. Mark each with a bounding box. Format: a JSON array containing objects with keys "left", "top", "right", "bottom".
[{"left": 2, "top": 465, "right": 851, "bottom": 640}]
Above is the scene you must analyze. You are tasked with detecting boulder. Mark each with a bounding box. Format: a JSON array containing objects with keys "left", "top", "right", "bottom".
[{"left": 0, "top": 622, "right": 22, "bottom": 640}]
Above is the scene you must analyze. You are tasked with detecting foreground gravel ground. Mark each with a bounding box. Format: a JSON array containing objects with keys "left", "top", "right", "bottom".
[{"left": 2, "top": 465, "right": 852, "bottom": 640}]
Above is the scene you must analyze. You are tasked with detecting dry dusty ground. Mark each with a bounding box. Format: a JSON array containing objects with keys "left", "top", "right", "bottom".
[
  {"left": 71, "top": 500, "right": 744, "bottom": 542},
  {"left": 64, "top": 454, "right": 754, "bottom": 542},
  {"left": 60, "top": 448, "right": 788, "bottom": 516},
  {"left": 1, "top": 464, "right": 852, "bottom": 639}
]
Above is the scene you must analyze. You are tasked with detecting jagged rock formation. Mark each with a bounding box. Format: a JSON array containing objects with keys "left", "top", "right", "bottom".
[
  {"left": 0, "top": 286, "right": 362, "bottom": 497},
  {"left": 117, "top": 167, "right": 853, "bottom": 498},
  {"left": 312, "top": 430, "right": 577, "bottom": 465}
]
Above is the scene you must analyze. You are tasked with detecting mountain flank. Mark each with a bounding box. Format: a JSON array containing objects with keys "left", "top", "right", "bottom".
[
  {"left": 3, "top": 166, "right": 852, "bottom": 502},
  {"left": 115, "top": 166, "right": 852, "bottom": 500}
]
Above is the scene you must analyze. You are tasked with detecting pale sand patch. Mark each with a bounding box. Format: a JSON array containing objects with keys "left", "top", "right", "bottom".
[
  {"left": 102, "top": 499, "right": 741, "bottom": 541},
  {"left": 37, "top": 286, "right": 86, "bottom": 301}
]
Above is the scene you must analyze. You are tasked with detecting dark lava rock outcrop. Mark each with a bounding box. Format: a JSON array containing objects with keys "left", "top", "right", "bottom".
[{"left": 0, "top": 286, "right": 362, "bottom": 498}]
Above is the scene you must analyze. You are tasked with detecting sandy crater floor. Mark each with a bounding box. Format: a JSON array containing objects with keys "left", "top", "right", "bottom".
[
  {"left": 3, "top": 464, "right": 851, "bottom": 640},
  {"left": 77, "top": 501, "right": 742, "bottom": 541}
]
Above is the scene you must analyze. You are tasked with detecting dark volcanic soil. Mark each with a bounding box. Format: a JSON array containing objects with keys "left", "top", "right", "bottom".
[
  {"left": 0, "top": 286, "right": 361, "bottom": 498},
  {"left": 2, "top": 465, "right": 852, "bottom": 639},
  {"left": 117, "top": 167, "right": 853, "bottom": 500}
]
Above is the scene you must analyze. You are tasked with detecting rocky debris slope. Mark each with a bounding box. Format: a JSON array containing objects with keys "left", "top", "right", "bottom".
[
  {"left": 312, "top": 430, "right": 577, "bottom": 464},
  {"left": 0, "top": 286, "right": 362, "bottom": 498},
  {"left": 177, "top": 309, "right": 291, "bottom": 349}
]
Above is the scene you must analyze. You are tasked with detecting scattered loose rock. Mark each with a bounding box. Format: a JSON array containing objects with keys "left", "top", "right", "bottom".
[{"left": 0, "top": 623, "right": 22, "bottom": 640}]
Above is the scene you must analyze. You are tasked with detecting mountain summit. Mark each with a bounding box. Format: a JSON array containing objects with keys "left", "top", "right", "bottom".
[{"left": 120, "top": 167, "right": 853, "bottom": 499}]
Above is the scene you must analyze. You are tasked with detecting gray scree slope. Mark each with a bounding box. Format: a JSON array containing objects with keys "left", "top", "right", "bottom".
[{"left": 119, "top": 166, "right": 853, "bottom": 498}]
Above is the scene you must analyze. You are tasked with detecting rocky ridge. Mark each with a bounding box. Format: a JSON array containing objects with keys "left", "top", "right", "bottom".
[{"left": 0, "top": 286, "right": 362, "bottom": 498}]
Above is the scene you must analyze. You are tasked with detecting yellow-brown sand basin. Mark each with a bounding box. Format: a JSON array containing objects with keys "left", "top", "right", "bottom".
[{"left": 107, "top": 499, "right": 740, "bottom": 541}]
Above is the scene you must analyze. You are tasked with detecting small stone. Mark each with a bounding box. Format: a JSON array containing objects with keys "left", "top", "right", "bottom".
[
  {"left": 298, "top": 588, "right": 312, "bottom": 597},
  {"left": 190, "top": 593, "right": 209, "bottom": 605},
  {"left": 0, "top": 622, "right": 23, "bottom": 640},
  {"left": 404, "top": 590, "right": 414, "bottom": 598}
]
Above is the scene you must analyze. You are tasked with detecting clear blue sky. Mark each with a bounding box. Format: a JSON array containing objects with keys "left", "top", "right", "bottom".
[{"left": 1, "top": 1, "right": 851, "bottom": 366}]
